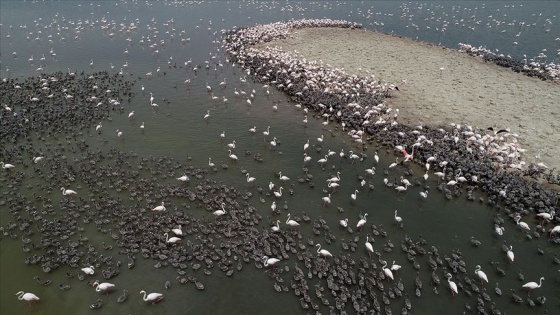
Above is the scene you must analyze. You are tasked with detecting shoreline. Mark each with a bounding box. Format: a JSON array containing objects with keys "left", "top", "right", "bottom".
[{"left": 253, "top": 27, "right": 560, "bottom": 175}]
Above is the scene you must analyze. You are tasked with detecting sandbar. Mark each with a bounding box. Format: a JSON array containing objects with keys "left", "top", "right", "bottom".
[{"left": 255, "top": 27, "right": 560, "bottom": 171}]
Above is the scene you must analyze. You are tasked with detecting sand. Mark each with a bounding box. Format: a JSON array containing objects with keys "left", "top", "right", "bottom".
[{"left": 254, "top": 27, "right": 560, "bottom": 171}]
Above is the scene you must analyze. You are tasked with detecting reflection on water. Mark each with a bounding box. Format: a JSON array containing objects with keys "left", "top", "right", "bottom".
[{"left": 1, "top": 1, "right": 558, "bottom": 315}]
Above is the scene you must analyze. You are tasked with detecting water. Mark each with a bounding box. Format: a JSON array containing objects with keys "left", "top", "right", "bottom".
[{"left": 1, "top": 1, "right": 559, "bottom": 315}]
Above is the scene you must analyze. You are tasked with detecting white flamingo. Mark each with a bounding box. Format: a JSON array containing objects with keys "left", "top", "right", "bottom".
[
  {"left": 322, "top": 194, "right": 331, "bottom": 206},
  {"left": 339, "top": 218, "right": 348, "bottom": 228},
  {"left": 286, "top": 214, "right": 299, "bottom": 228},
  {"left": 382, "top": 261, "right": 394, "bottom": 282},
  {"left": 273, "top": 187, "right": 283, "bottom": 198},
  {"left": 262, "top": 256, "right": 281, "bottom": 268},
  {"left": 15, "top": 291, "right": 40, "bottom": 304},
  {"left": 139, "top": 290, "right": 164, "bottom": 305},
  {"left": 390, "top": 261, "right": 401, "bottom": 273},
  {"left": 365, "top": 235, "right": 374, "bottom": 258},
  {"left": 163, "top": 233, "right": 181, "bottom": 244},
  {"left": 171, "top": 226, "right": 183, "bottom": 236},
  {"left": 271, "top": 220, "right": 281, "bottom": 232},
  {"left": 152, "top": 202, "right": 166, "bottom": 211},
  {"left": 81, "top": 265, "right": 95, "bottom": 275},
  {"left": 176, "top": 175, "right": 189, "bottom": 182},
  {"left": 521, "top": 277, "right": 544, "bottom": 295},
  {"left": 350, "top": 189, "right": 359, "bottom": 201},
  {"left": 316, "top": 244, "right": 332, "bottom": 258},
  {"left": 93, "top": 281, "right": 115, "bottom": 294},
  {"left": 515, "top": 216, "right": 530, "bottom": 232},
  {"left": 394, "top": 210, "right": 403, "bottom": 225},
  {"left": 246, "top": 173, "right": 256, "bottom": 184},
  {"left": 474, "top": 265, "right": 488, "bottom": 285},
  {"left": 446, "top": 273, "right": 458, "bottom": 297},
  {"left": 228, "top": 150, "right": 238, "bottom": 162},
  {"left": 507, "top": 246, "right": 514, "bottom": 262},
  {"left": 213, "top": 203, "right": 226, "bottom": 218},
  {"left": 278, "top": 172, "right": 290, "bottom": 182},
  {"left": 356, "top": 213, "right": 368, "bottom": 231},
  {"left": 61, "top": 187, "right": 77, "bottom": 195}
]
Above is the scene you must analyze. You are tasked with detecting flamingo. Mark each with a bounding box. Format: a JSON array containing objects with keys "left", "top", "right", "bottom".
[
  {"left": 273, "top": 187, "right": 283, "bottom": 198},
  {"left": 388, "top": 157, "right": 399, "bottom": 169},
  {"left": 507, "top": 246, "right": 514, "bottom": 262},
  {"left": 317, "top": 155, "right": 328, "bottom": 166},
  {"left": 536, "top": 211, "right": 555, "bottom": 225},
  {"left": 176, "top": 175, "right": 189, "bottom": 182},
  {"left": 278, "top": 172, "right": 290, "bottom": 182},
  {"left": 474, "top": 265, "right": 488, "bottom": 285},
  {"left": 322, "top": 194, "right": 331, "bottom": 207},
  {"left": 549, "top": 225, "right": 560, "bottom": 238},
  {"left": 339, "top": 218, "right": 348, "bottom": 228},
  {"left": 269, "top": 137, "right": 277, "bottom": 149},
  {"left": 395, "top": 185, "right": 408, "bottom": 193},
  {"left": 163, "top": 232, "right": 181, "bottom": 244},
  {"left": 128, "top": 111, "right": 134, "bottom": 119},
  {"left": 303, "top": 153, "right": 312, "bottom": 163},
  {"left": 271, "top": 201, "right": 277, "bottom": 213},
  {"left": 116, "top": 130, "right": 122, "bottom": 137},
  {"left": 81, "top": 266, "right": 95, "bottom": 275},
  {"left": 227, "top": 140, "right": 236, "bottom": 149},
  {"left": 515, "top": 216, "right": 530, "bottom": 232},
  {"left": 139, "top": 290, "right": 164, "bottom": 305},
  {"left": 33, "top": 156, "right": 45, "bottom": 163},
  {"left": 351, "top": 190, "right": 359, "bottom": 201},
  {"left": 494, "top": 225, "right": 505, "bottom": 236},
  {"left": 213, "top": 203, "right": 226, "bottom": 218},
  {"left": 262, "top": 256, "right": 281, "bottom": 268},
  {"left": 317, "top": 134, "right": 324, "bottom": 144},
  {"left": 303, "top": 140, "right": 309, "bottom": 151},
  {"left": 262, "top": 126, "right": 270, "bottom": 138},
  {"left": 327, "top": 180, "right": 339, "bottom": 191},
  {"left": 140, "top": 122, "right": 145, "bottom": 129},
  {"left": 208, "top": 158, "right": 215, "bottom": 168},
  {"left": 390, "top": 261, "right": 401, "bottom": 273},
  {"left": 446, "top": 273, "right": 458, "bottom": 297},
  {"left": 382, "top": 261, "right": 394, "bottom": 282},
  {"left": 286, "top": 214, "right": 299, "bottom": 228},
  {"left": 328, "top": 172, "right": 341, "bottom": 182},
  {"left": 521, "top": 277, "right": 544, "bottom": 295},
  {"left": 15, "top": 291, "right": 39, "bottom": 304},
  {"left": 268, "top": 181, "right": 275, "bottom": 191},
  {"left": 246, "top": 173, "right": 256, "bottom": 184},
  {"left": 60, "top": 187, "right": 77, "bottom": 195},
  {"left": 316, "top": 244, "right": 332, "bottom": 258},
  {"left": 419, "top": 190, "right": 428, "bottom": 198},
  {"left": 365, "top": 235, "right": 374, "bottom": 258},
  {"left": 95, "top": 122, "right": 102, "bottom": 131},
  {"left": 228, "top": 150, "right": 238, "bottom": 162},
  {"left": 374, "top": 151, "right": 379, "bottom": 163},
  {"left": 365, "top": 165, "right": 376, "bottom": 176},
  {"left": 93, "top": 281, "right": 115, "bottom": 294},
  {"left": 203, "top": 110, "right": 210, "bottom": 120},
  {"left": 356, "top": 213, "right": 368, "bottom": 231},
  {"left": 394, "top": 210, "right": 403, "bottom": 225},
  {"left": 400, "top": 176, "right": 412, "bottom": 187},
  {"left": 271, "top": 220, "right": 281, "bottom": 232},
  {"left": 171, "top": 226, "right": 183, "bottom": 236},
  {"left": 152, "top": 202, "right": 166, "bottom": 212},
  {"left": 249, "top": 126, "right": 257, "bottom": 133}
]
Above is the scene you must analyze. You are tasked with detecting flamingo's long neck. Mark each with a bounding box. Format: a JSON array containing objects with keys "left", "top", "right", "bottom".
[{"left": 317, "top": 244, "right": 321, "bottom": 253}]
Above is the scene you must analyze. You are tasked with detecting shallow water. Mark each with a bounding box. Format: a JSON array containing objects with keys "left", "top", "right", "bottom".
[{"left": 1, "top": 1, "right": 559, "bottom": 315}]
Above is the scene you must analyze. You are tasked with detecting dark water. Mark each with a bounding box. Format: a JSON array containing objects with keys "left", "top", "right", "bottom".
[{"left": 1, "top": 1, "right": 559, "bottom": 315}]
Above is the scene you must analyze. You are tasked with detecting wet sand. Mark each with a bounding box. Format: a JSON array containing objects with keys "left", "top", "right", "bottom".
[{"left": 255, "top": 27, "right": 560, "bottom": 171}]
